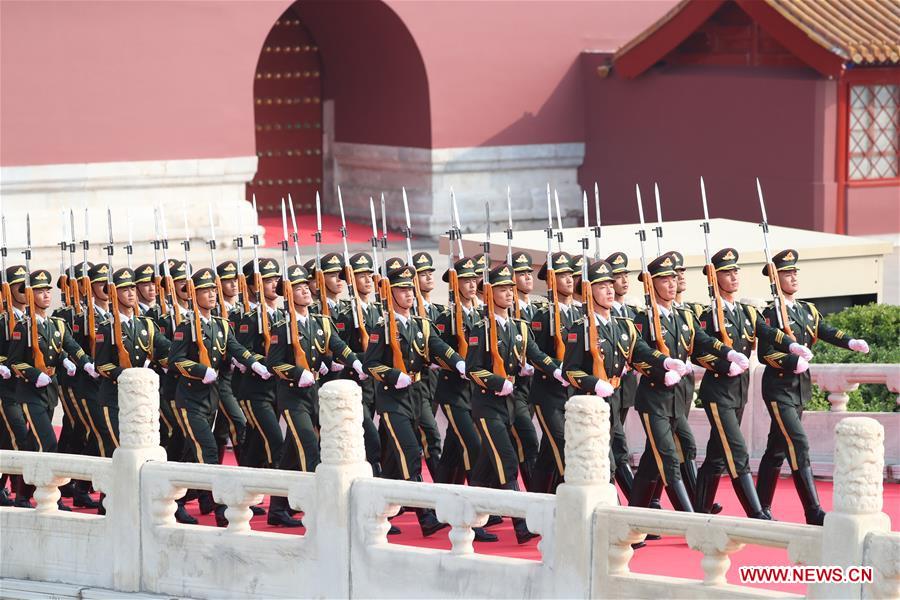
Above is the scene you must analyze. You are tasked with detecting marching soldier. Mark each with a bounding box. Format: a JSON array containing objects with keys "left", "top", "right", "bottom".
[
  {"left": 266, "top": 264, "right": 365, "bottom": 526},
  {"left": 334, "top": 252, "right": 383, "bottom": 475},
  {"left": 410, "top": 251, "right": 443, "bottom": 482},
  {"left": 509, "top": 251, "right": 541, "bottom": 488},
  {"left": 628, "top": 253, "right": 747, "bottom": 512},
  {"left": 8, "top": 268, "right": 94, "bottom": 510},
  {"left": 236, "top": 258, "right": 284, "bottom": 470},
  {"left": 692, "top": 249, "right": 809, "bottom": 519},
  {"left": 362, "top": 261, "right": 467, "bottom": 537},
  {"left": 317, "top": 252, "right": 349, "bottom": 385},
  {"left": 169, "top": 267, "right": 263, "bottom": 525},
  {"left": 527, "top": 251, "right": 579, "bottom": 494},
  {"left": 134, "top": 263, "right": 158, "bottom": 316},
  {"left": 154, "top": 259, "right": 189, "bottom": 462},
  {"left": 432, "top": 257, "right": 480, "bottom": 487},
  {"left": 562, "top": 260, "right": 680, "bottom": 501},
  {"left": 303, "top": 258, "right": 320, "bottom": 313},
  {"left": 466, "top": 263, "right": 557, "bottom": 544},
  {"left": 755, "top": 249, "right": 870, "bottom": 524},
  {"left": 95, "top": 267, "right": 170, "bottom": 456},
  {"left": 212, "top": 259, "right": 248, "bottom": 466}
]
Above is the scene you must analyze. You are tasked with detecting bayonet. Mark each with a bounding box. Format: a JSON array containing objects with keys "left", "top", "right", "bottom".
[
  {"left": 636, "top": 184, "right": 665, "bottom": 352},
  {"left": 338, "top": 186, "right": 364, "bottom": 335},
  {"left": 593, "top": 182, "right": 602, "bottom": 260},
  {"left": 553, "top": 188, "right": 564, "bottom": 250},
  {"left": 207, "top": 203, "right": 227, "bottom": 313},
  {"left": 401, "top": 187, "right": 426, "bottom": 317},
  {"left": 287, "top": 193, "right": 302, "bottom": 265},
  {"left": 653, "top": 183, "right": 664, "bottom": 256},
  {"left": 756, "top": 177, "right": 792, "bottom": 335},
  {"left": 700, "top": 177, "right": 731, "bottom": 344},
  {"left": 125, "top": 209, "right": 134, "bottom": 269},
  {"left": 313, "top": 191, "right": 328, "bottom": 316}
]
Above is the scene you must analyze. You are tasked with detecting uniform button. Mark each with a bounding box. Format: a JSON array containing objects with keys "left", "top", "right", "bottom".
[
  {"left": 650, "top": 382, "right": 655, "bottom": 388},
  {"left": 383, "top": 386, "right": 389, "bottom": 391}
]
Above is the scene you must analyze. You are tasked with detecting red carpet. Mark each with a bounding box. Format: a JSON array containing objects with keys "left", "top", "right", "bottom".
[
  {"left": 46, "top": 449, "right": 898, "bottom": 596},
  {"left": 258, "top": 214, "right": 404, "bottom": 248}
]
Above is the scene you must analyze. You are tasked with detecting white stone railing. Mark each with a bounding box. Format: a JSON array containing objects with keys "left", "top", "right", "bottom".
[
  {"left": 809, "top": 364, "right": 900, "bottom": 412},
  {"left": 1, "top": 369, "right": 897, "bottom": 599}
]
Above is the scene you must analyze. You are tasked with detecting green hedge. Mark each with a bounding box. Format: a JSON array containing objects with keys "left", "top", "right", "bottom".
[{"left": 808, "top": 303, "right": 900, "bottom": 412}]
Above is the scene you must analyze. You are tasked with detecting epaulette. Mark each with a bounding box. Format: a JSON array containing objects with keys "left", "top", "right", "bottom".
[{"left": 531, "top": 296, "right": 549, "bottom": 306}]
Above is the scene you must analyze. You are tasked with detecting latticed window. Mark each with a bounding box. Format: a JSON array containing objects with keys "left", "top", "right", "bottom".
[{"left": 848, "top": 84, "right": 899, "bottom": 180}]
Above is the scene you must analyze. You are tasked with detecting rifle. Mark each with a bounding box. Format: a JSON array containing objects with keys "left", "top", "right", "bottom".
[
  {"left": 553, "top": 188, "right": 564, "bottom": 250},
  {"left": 250, "top": 195, "right": 271, "bottom": 351},
  {"left": 206, "top": 203, "right": 227, "bottom": 313},
  {"left": 544, "top": 184, "right": 564, "bottom": 360},
  {"left": 81, "top": 203, "right": 97, "bottom": 355},
  {"left": 756, "top": 178, "right": 792, "bottom": 336},
  {"left": 338, "top": 187, "right": 369, "bottom": 350},
  {"left": 23, "top": 215, "right": 47, "bottom": 373},
  {"left": 280, "top": 198, "right": 310, "bottom": 370},
  {"left": 125, "top": 210, "right": 134, "bottom": 270},
  {"left": 581, "top": 192, "right": 607, "bottom": 380},
  {"left": 158, "top": 204, "right": 180, "bottom": 332},
  {"left": 369, "top": 197, "right": 382, "bottom": 291},
  {"left": 401, "top": 188, "right": 427, "bottom": 318},
  {"left": 593, "top": 182, "right": 603, "bottom": 260},
  {"left": 287, "top": 193, "right": 303, "bottom": 266},
  {"left": 506, "top": 186, "right": 521, "bottom": 320},
  {"left": 234, "top": 197, "right": 251, "bottom": 314},
  {"left": 378, "top": 194, "right": 406, "bottom": 373},
  {"left": 181, "top": 204, "right": 211, "bottom": 368},
  {"left": 635, "top": 184, "right": 668, "bottom": 355},
  {"left": 151, "top": 207, "right": 166, "bottom": 318},
  {"left": 699, "top": 177, "right": 733, "bottom": 345},
  {"left": 0, "top": 210, "right": 12, "bottom": 336},
  {"left": 653, "top": 183, "right": 664, "bottom": 256},
  {"left": 313, "top": 191, "right": 329, "bottom": 317},
  {"left": 106, "top": 208, "right": 131, "bottom": 368},
  {"left": 482, "top": 202, "right": 507, "bottom": 379},
  {"left": 447, "top": 190, "right": 467, "bottom": 357},
  {"left": 59, "top": 212, "right": 71, "bottom": 307}
]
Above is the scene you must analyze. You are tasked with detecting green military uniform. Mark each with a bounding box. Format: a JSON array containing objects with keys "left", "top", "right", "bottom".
[
  {"left": 236, "top": 258, "right": 285, "bottom": 469},
  {"left": 527, "top": 251, "right": 580, "bottom": 494},
  {"left": 693, "top": 248, "right": 798, "bottom": 519},
  {"left": 334, "top": 252, "right": 382, "bottom": 474},
  {"left": 316, "top": 252, "right": 349, "bottom": 386},
  {"left": 755, "top": 249, "right": 863, "bottom": 525},
  {"left": 466, "top": 263, "right": 555, "bottom": 543},
  {"left": 562, "top": 260, "right": 669, "bottom": 500},
  {"left": 433, "top": 256, "right": 481, "bottom": 486},
  {"left": 628, "top": 253, "right": 738, "bottom": 512},
  {"left": 362, "top": 262, "right": 464, "bottom": 537},
  {"left": 95, "top": 267, "right": 171, "bottom": 454}
]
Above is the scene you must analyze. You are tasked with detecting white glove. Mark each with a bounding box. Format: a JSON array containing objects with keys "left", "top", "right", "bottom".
[
  {"left": 594, "top": 379, "right": 615, "bottom": 398},
  {"left": 330, "top": 360, "right": 345, "bottom": 373},
  {"left": 498, "top": 379, "right": 514, "bottom": 396},
  {"left": 353, "top": 360, "right": 368, "bottom": 381},
  {"left": 62, "top": 358, "right": 77, "bottom": 377},
  {"left": 319, "top": 362, "right": 330, "bottom": 377},
  {"left": 727, "top": 350, "right": 750, "bottom": 371},
  {"left": 553, "top": 368, "right": 570, "bottom": 387},
  {"left": 519, "top": 362, "right": 534, "bottom": 377},
  {"left": 663, "top": 370, "right": 681, "bottom": 387},
  {"left": 231, "top": 357, "right": 247, "bottom": 373},
  {"left": 202, "top": 368, "right": 218, "bottom": 384},
  {"left": 728, "top": 362, "right": 744, "bottom": 377},
  {"left": 663, "top": 358, "right": 686, "bottom": 373},
  {"left": 35, "top": 372, "right": 52, "bottom": 388},
  {"left": 455, "top": 361, "right": 467, "bottom": 378},
  {"left": 251, "top": 362, "right": 271, "bottom": 380},
  {"left": 298, "top": 369, "right": 316, "bottom": 387},
  {"left": 143, "top": 358, "right": 152, "bottom": 368},
  {"left": 84, "top": 363, "right": 99, "bottom": 379},
  {"left": 789, "top": 343, "right": 813, "bottom": 361},
  {"left": 395, "top": 372, "right": 412, "bottom": 389},
  {"left": 0, "top": 365, "right": 10, "bottom": 380},
  {"left": 794, "top": 356, "right": 809, "bottom": 374},
  {"left": 429, "top": 363, "right": 442, "bottom": 371},
  {"left": 849, "top": 339, "right": 869, "bottom": 354}
]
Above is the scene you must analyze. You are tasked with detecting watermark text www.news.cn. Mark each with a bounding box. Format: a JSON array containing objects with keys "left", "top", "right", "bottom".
[{"left": 740, "top": 565, "right": 874, "bottom": 584}]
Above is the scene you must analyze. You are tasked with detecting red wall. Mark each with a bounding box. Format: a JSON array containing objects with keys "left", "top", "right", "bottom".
[
  {"left": 578, "top": 56, "right": 829, "bottom": 231},
  {"left": 847, "top": 186, "right": 900, "bottom": 235}
]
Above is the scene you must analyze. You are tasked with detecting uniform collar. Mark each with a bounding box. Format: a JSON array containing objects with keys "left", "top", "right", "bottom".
[
  {"left": 394, "top": 312, "right": 409, "bottom": 326},
  {"left": 658, "top": 304, "right": 672, "bottom": 318}
]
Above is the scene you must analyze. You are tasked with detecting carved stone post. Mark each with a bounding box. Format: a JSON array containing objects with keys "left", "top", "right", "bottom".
[
  {"left": 810, "top": 417, "right": 890, "bottom": 599},
  {"left": 315, "top": 379, "right": 371, "bottom": 598},
  {"left": 109, "top": 368, "right": 167, "bottom": 592},
  {"left": 554, "top": 395, "right": 617, "bottom": 598}
]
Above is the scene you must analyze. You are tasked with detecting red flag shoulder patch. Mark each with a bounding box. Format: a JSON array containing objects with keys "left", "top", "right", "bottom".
[
  {"left": 96, "top": 333, "right": 105, "bottom": 342},
  {"left": 468, "top": 336, "right": 479, "bottom": 344},
  {"left": 531, "top": 321, "right": 542, "bottom": 330},
  {"left": 765, "top": 317, "right": 771, "bottom": 326},
  {"left": 336, "top": 322, "right": 345, "bottom": 330},
  {"left": 370, "top": 333, "right": 380, "bottom": 343},
  {"left": 174, "top": 331, "right": 184, "bottom": 341},
  {"left": 635, "top": 323, "right": 643, "bottom": 333},
  {"left": 239, "top": 324, "right": 249, "bottom": 333},
  {"left": 699, "top": 321, "right": 707, "bottom": 329},
  {"left": 12, "top": 331, "right": 20, "bottom": 340},
  {"left": 567, "top": 332, "right": 578, "bottom": 342},
  {"left": 73, "top": 324, "right": 80, "bottom": 333},
  {"left": 270, "top": 335, "right": 278, "bottom": 344},
  {"left": 437, "top": 324, "right": 445, "bottom": 333},
  {"left": 160, "top": 327, "right": 166, "bottom": 335}
]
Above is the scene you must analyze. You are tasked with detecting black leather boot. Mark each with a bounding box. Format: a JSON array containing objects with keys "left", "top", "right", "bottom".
[
  {"left": 682, "top": 460, "right": 720, "bottom": 513},
  {"left": 792, "top": 467, "right": 826, "bottom": 525},
  {"left": 0, "top": 487, "right": 14, "bottom": 507},
  {"left": 267, "top": 496, "right": 303, "bottom": 527},
  {"left": 665, "top": 479, "right": 694, "bottom": 512},
  {"left": 73, "top": 480, "right": 100, "bottom": 509},
  {"left": 214, "top": 504, "right": 229, "bottom": 528},
  {"left": 647, "top": 478, "right": 664, "bottom": 509},
  {"left": 58, "top": 481, "right": 75, "bottom": 498},
  {"left": 627, "top": 474, "right": 657, "bottom": 508},
  {"left": 519, "top": 458, "right": 535, "bottom": 490},
  {"left": 614, "top": 464, "right": 635, "bottom": 501},
  {"left": 416, "top": 507, "right": 449, "bottom": 537},
  {"left": 693, "top": 472, "right": 721, "bottom": 514},
  {"left": 513, "top": 517, "right": 539, "bottom": 544},
  {"left": 57, "top": 498, "right": 72, "bottom": 511},
  {"left": 174, "top": 502, "right": 197, "bottom": 524},
  {"left": 755, "top": 465, "right": 781, "bottom": 520},
  {"left": 199, "top": 490, "right": 217, "bottom": 515},
  {"left": 732, "top": 473, "right": 770, "bottom": 519},
  {"left": 473, "top": 527, "right": 498, "bottom": 542},
  {"left": 485, "top": 514, "right": 503, "bottom": 528}
]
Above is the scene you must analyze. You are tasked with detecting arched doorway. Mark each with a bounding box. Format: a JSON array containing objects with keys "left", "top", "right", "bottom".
[{"left": 246, "top": 7, "right": 323, "bottom": 214}]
